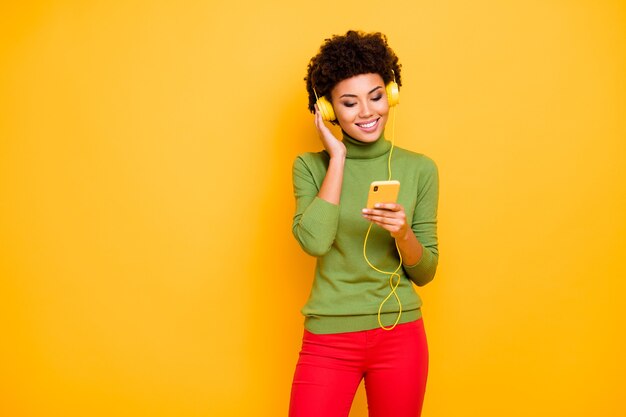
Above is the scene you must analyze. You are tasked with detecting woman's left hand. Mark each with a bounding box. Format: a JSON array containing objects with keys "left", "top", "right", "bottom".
[{"left": 362, "top": 203, "right": 411, "bottom": 240}]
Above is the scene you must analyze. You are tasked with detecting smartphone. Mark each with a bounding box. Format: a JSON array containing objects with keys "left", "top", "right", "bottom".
[{"left": 366, "top": 180, "right": 400, "bottom": 209}]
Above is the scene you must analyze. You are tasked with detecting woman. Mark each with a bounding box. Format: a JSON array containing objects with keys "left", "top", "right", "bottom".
[{"left": 289, "top": 30, "right": 439, "bottom": 417}]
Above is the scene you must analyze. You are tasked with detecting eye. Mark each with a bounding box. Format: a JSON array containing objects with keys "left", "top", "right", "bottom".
[
  {"left": 372, "top": 94, "right": 383, "bottom": 101},
  {"left": 342, "top": 102, "right": 357, "bottom": 108}
]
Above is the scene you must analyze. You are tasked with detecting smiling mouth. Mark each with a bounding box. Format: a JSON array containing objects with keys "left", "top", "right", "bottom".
[{"left": 356, "top": 118, "right": 379, "bottom": 129}]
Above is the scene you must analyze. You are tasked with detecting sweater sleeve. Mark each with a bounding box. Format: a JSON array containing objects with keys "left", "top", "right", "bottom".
[
  {"left": 291, "top": 155, "right": 340, "bottom": 257},
  {"left": 403, "top": 158, "right": 439, "bottom": 286}
]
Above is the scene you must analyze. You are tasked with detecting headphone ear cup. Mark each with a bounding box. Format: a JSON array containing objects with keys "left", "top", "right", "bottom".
[
  {"left": 386, "top": 81, "right": 400, "bottom": 107},
  {"left": 317, "top": 96, "right": 336, "bottom": 122}
]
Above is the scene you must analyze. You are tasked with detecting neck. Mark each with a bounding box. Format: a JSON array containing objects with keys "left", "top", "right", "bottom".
[{"left": 342, "top": 131, "right": 391, "bottom": 159}]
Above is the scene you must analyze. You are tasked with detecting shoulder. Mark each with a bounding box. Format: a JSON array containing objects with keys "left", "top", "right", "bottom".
[
  {"left": 293, "top": 151, "right": 330, "bottom": 171},
  {"left": 392, "top": 146, "right": 438, "bottom": 174}
]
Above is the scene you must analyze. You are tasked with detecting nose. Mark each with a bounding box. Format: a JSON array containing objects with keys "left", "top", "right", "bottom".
[{"left": 359, "top": 100, "right": 373, "bottom": 118}]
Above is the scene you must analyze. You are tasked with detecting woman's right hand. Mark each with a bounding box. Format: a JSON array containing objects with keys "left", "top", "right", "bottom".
[{"left": 314, "top": 104, "right": 346, "bottom": 159}]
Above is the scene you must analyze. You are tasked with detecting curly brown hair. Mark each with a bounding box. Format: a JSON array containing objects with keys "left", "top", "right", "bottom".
[{"left": 305, "top": 30, "right": 402, "bottom": 115}]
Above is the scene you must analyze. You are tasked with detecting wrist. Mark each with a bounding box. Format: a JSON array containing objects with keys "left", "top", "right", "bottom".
[
  {"left": 328, "top": 153, "right": 346, "bottom": 163},
  {"left": 395, "top": 228, "right": 413, "bottom": 242}
]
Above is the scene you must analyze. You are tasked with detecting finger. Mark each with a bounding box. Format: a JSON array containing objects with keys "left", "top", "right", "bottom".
[
  {"left": 366, "top": 216, "right": 405, "bottom": 234},
  {"left": 315, "top": 105, "right": 325, "bottom": 123},
  {"left": 314, "top": 108, "right": 329, "bottom": 132},
  {"left": 314, "top": 108, "right": 323, "bottom": 130},
  {"left": 362, "top": 210, "right": 392, "bottom": 219},
  {"left": 373, "top": 203, "right": 403, "bottom": 212},
  {"left": 362, "top": 213, "right": 402, "bottom": 225},
  {"left": 362, "top": 208, "right": 404, "bottom": 219}
]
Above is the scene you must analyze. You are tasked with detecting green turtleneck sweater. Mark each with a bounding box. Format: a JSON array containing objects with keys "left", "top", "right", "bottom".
[{"left": 292, "top": 133, "right": 439, "bottom": 334}]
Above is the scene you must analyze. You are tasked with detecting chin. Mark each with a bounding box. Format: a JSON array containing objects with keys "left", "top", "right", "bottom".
[
  {"left": 345, "top": 126, "right": 384, "bottom": 143},
  {"left": 353, "top": 133, "right": 380, "bottom": 143}
]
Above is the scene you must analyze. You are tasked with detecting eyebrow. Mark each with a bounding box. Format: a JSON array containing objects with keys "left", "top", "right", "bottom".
[{"left": 339, "top": 86, "right": 383, "bottom": 99}]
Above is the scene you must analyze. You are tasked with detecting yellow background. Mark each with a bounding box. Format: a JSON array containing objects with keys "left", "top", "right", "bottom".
[{"left": 1, "top": 1, "right": 625, "bottom": 416}]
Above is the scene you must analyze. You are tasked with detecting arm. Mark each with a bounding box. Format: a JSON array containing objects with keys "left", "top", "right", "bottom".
[
  {"left": 361, "top": 159, "right": 439, "bottom": 286},
  {"left": 291, "top": 108, "right": 347, "bottom": 257},
  {"left": 401, "top": 160, "right": 439, "bottom": 286}
]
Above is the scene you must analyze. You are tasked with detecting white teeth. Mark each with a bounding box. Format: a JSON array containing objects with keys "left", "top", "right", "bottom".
[{"left": 358, "top": 120, "right": 377, "bottom": 128}]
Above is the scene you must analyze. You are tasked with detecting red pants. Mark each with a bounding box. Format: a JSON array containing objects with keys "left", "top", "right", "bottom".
[{"left": 289, "top": 319, "right": 429, "bottom": 417}]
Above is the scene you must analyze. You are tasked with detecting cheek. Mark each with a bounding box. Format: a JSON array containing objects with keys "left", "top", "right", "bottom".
[
  {"left": 375, "top": 100, "right": 390, "bottom": 115},
  {"left": 335, "top": 106, "right": 357, "bottom": 124}
]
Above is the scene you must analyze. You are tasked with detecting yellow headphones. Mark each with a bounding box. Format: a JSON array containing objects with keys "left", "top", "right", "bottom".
[{"left": 314, "top": 77, "right": 400, "bottom": 122}]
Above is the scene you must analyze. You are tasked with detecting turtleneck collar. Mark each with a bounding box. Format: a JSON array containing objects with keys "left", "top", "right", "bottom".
[{"left": 342, "top": 131, "right": 392, "bottom": 159}]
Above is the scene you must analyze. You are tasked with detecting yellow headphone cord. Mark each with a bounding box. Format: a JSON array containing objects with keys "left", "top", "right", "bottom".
[{"left": 363, "top": 104, "right": 404, "bottom": 331}]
